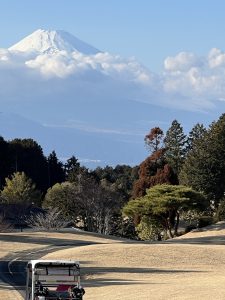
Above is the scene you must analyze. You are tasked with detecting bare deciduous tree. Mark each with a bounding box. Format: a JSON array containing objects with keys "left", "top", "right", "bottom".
[{"left": 26, "top": 207, "right": 68, "bottom": 231}]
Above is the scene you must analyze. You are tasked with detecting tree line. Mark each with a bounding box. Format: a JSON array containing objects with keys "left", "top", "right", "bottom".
[
  {"left": 1, "top": 114, "right": 225, "bottom": 239},
  {"left": 0, "top": 137, "right": 139, "bottom": 235},
  {"left": 124, "top": 115, "right": 225, "bottom": 240}
]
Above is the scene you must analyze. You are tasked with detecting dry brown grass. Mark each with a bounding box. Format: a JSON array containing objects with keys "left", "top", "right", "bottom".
[
  {"left": 0, "top": 229, "right": 123, "bottom": 299},
  {"left": 1, "top": 224, "right": 225, "bottom": 299}
]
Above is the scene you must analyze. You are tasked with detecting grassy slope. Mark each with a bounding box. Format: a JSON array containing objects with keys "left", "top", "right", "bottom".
[{"left": 1, "top": 224, "right": 225, "bottom": 299}]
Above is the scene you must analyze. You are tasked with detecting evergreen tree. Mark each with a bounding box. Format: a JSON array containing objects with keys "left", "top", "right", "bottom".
[
  {"left": 186, "top": 123, "right": 207, "bottom": 152},
  {"left": 123, "top": 184, "right": 207, "bottom": 239},
  {"left": 1, "top": 172, "right": 41, "bottom": 205},
  {"left": 180, "top": 114, "right": 225, "bottom": 206},
  {"left": 0, "top": 136, "right": 12, "bottom": 188},
  {"left": 1, "top": 172, "right": 42, "bottom": 231},
  {"left": 64, "top": 156, "right": 81, "bottom": 182},
  {"left": 47, "top": 151, "right": 65, "bottom": 187},
  {"left": 164, "top": 120, "right": 187, "bottom": 176},
  {"left": 9, "top": 139, "right": 48, "bottom": 192},
  {"left": 92, "top": 164, "right": 139, "bottom": 201}
]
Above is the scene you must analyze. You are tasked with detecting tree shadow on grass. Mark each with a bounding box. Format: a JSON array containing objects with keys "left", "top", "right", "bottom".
[
  {"left": 191, "top": 222, "right": 225, "bottom": 232},
  {"left": 3, "top": 231, "right": 218, "bottom": 248},
  {"left": 128, "top": 234, "right": 225, "bottom": 246},
  {"left": 83, "top": 278, "right": 155, "bottom": 287},
  {"left": 164, "top": 235, "right": 225, "bottom": 245},
  {"left": 0, "top": 233, "right": 99, "bottom": 247},
  {"left": 81, "top": 265, "right": 205, "bottom": 288}
]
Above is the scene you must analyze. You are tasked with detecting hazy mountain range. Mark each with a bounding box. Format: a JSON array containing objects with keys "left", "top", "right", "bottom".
[{"left": 0, "top": 29, "right": 224, "bottom": 167}]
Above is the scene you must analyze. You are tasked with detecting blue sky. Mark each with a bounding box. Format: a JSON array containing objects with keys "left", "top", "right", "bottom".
[
  {"left": 1, "top": 0, "right": 225, "bottom": 71},
  {"left": 1, "top": 1, "right": 225, "bottom": 165}
]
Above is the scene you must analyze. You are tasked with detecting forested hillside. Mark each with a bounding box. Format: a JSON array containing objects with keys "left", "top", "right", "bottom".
[{"left": 1, "top": 113, "right": 225, "bottom": 239}]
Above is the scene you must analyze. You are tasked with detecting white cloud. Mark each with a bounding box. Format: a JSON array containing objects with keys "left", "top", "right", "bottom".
[
  {"left": 59, "top": 156, "right": 102, "bottom": 164},
  {"left": 164, "top": 52, "right": 200, "bottom": 72},
  {"left": 1, "top": 46, "right": 225, "bottom": 113},
  {"left": 3, "top": 44, "right": 225, "bottom": 167},
  {"left": 208, "top": 48, "right": 225, "bottom": 68},
  {"left": 78, "top": 158, "right": 102, "bottom": 164},
  {"left": 26, "top": 51, "right": 77, "bottom": 78},
  {"left": 160, "top": 48, "right": 225, "bottom": 110},
  {"left": 44, "top": 120, "right": 144, "bottom": 136},
  {"left": 0, "top": 49, "right": 10, "bottom": 61},
  {"left": 22, "top": 50, "right": 153, "bottom": 83}
]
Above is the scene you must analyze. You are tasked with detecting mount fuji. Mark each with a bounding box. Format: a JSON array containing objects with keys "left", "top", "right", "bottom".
[
  {"left": 9, "top": 29, "right": 100, "bottom": 55},
  {"left": 0, "top": 29, "right": 223, "bottom": 167}
]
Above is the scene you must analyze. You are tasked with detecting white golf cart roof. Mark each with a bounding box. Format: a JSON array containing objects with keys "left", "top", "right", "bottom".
[{"left": 27, "top": 260, "right": 80, "bottom": 268}]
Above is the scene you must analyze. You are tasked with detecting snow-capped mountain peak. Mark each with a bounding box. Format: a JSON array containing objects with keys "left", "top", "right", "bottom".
[{"left": 8, "top": 29, "right": 100, "bottom": 55}]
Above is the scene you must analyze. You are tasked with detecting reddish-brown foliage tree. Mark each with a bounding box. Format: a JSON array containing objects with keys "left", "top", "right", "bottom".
[
  {"left": 130, "top": 127, "right": 178, "bottom": 228},
  {"left": 144, "top": 127, "right": 164, "bottom": 153},
  {"left": 132, "top": 149, "right": 178, "bottom": 198}
]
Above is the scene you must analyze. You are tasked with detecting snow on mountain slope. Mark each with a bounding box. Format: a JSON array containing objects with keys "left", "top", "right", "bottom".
[
  {"left": 6, "top": 29, "right": 150, "bottom": 82},
  {"left": 8, "top": 29, "right": 100, "bottom": 55}
]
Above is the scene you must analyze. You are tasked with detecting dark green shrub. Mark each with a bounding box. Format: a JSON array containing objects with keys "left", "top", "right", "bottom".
[
  {"left": 215, "top": 199, "right": 225, "bottom": 221},
  {"left": 184, "top": 224, "right": 197, "bottom": 233},
  {"left": 197, "top": 216, "right": 214, "bottom": 228}
]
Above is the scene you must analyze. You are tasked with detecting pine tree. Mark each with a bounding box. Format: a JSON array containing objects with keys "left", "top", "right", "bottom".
[
  {"left": 0, "top": 136, "right": 12, "bottom": 189},
  {"left": 180, "top": 114, "right": 225, "bottom": 206},
  {"left": 47, "top": 151, "right": 65, "bottom": 187},
  {"left": 164, "top": 120, "right": 187, "bottom": 176},
  {"left": 64, "top": 156, "right": 81, "bottom": 182},
  {"left": 9, "top": 138, "right": 48, "bottom": 192},
  {"left": 186, "top": 123, "right": 207, "bottom": 152},
  {"left": 123, "top": 184, "right": 207, "bottom": 239}
]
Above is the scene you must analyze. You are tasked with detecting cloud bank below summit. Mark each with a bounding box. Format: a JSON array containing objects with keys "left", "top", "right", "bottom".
[{"left": 1, "top": 43, "right": 225, "bottom": 112}]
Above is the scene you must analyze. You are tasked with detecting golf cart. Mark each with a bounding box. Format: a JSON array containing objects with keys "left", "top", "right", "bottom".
[{"left": 25, "top": 260, "right": 85, "bottom": 300}]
